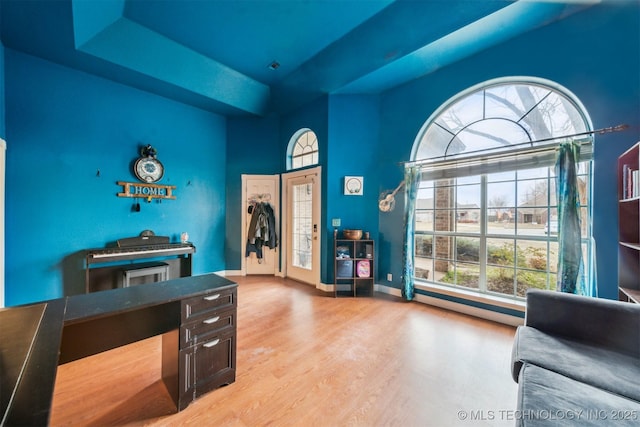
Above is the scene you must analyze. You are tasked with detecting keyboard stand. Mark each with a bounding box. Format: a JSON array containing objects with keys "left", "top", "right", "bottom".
[{"left": 84, "top": 243, "right": 195, "bottom": 293}]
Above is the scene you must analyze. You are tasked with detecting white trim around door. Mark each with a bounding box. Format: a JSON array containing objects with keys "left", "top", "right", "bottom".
[{"left": 281, "top": 167, "right": 321, "bottom": 288}]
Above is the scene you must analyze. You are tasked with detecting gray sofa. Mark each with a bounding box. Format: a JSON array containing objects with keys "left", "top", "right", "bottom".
[{"left": 511, "top": 289, "right": 640, "bottom": 426}]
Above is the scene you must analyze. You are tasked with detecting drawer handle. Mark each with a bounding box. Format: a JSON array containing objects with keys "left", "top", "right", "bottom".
[
  {"left": 203, "top": 339, "right": 220, "bottom": 348},
  {"left": 204, "top": 294, "right": 221, "bottom": 301},
  {"left": 202, "top": 316, "right": 220, "bottom": 324}
]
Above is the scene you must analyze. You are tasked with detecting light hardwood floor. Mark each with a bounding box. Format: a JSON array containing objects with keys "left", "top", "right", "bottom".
[{"left": 50, "top": 276, "right": 518, "bottom": 426}]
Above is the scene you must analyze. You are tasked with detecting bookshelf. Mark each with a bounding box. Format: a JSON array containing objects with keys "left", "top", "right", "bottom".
[
  {"left": 334, "top": 230, "right": 374, "bottom": 297},
  {"left": 617, "top": 141, "right": 640, "bottom": 303}
]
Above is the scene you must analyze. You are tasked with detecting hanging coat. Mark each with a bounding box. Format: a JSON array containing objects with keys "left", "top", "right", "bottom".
[
  {"left": 263, "top": 203, "right": 278, "bottom": 249},
  {"left": 246, "top": 202, "right": 278, "bottom": 259}
]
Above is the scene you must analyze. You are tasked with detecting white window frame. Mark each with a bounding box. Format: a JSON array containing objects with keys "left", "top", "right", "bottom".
[
  {"left": 414, "top": 164, "right": 592, "bottom": 299},
  {"left": 411, "top": 77, "right": 594, "bottom": 304},
  {"left": 287, "top": 128, "right": 319, "bottom": 170}
]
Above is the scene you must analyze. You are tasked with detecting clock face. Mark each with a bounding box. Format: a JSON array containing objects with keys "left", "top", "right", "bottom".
[
  {"left": 134, "top": 157, "right": 164, "bottom": 183},
  {"left": 346, "top": 178, "right": 360, "bottom": 192},
  {"left": 344, "top": 176, "right": 363, "bottom": 195}
]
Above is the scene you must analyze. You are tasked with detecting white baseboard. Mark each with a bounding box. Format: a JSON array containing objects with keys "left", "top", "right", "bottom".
[
  {"left": 215, "top": 270, "right": 243, "bottom": 276},
  {"left": 316, "top": 281, "right": 334, "bottom": 292},
  {"left": 217, "top": 270, "right": 285, "bottom": 278},
  {"left": 374, "top": 283, "right": 400, "bottom": 296}
]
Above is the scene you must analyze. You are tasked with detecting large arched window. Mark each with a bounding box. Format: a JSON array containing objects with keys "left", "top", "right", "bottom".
[
  {"left": 287, "top": 129, "right": 319, "bottom": 170},
  {"left": 411, "top": 77, "right": 593, "bottom": 300}
]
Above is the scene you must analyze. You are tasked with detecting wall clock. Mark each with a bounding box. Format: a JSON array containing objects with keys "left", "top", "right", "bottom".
[
  {"left": 134, "top": 144, "right": 164, "bottom": 183},
  {"left": 344, "top": 176, "right": 363, "bottom": 195}
]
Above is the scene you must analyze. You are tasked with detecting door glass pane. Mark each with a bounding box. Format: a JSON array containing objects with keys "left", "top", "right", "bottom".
[{"left": 292, "top": 183, "right": 312, "bottom": 270}]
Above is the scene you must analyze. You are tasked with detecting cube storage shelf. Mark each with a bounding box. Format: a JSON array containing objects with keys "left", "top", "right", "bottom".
[
  {"left": 334, "top": 230, "right": 374, "bottom": 297},
  {"left": 617, "top": 141, "right": 640, "bottom": 304}
]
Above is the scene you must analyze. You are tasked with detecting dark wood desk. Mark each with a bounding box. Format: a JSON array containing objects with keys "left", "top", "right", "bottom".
[
  {"left": 0, "top": 273, "right": 237, "bottom": 426},
  {"left": 0, "top": 299, "right": 66, "bottom": 426}
]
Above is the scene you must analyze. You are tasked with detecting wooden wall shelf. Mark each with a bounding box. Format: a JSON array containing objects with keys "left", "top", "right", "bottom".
[{"left": 117, "top": 181, "right": 177, "bottom": 200}]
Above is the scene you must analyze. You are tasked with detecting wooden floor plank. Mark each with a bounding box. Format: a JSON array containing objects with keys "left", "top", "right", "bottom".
[{"left": 50, "top": 276, "right": 518, "bottom": 426}]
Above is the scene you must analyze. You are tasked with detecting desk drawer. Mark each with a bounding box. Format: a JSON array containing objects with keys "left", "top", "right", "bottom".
[
  {"left": 180, "top": 307, "right": 235, "bottom": 348},
  {"left": 193, "top": 328, "right": 235, "bottom": 391},
  {"left": 182, "top": 288, "right": 236, "bottom": 322}
]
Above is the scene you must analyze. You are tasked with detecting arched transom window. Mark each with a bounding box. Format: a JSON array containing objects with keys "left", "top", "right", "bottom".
[
  {"left": 414, "top": 80, "right": 589, "bottom": 161},
  {"left": 288, "top": 129, "right": 319, "bottom": 170},
  {"left": 411, "top": 77, "right": 593, "bottom": 300}
]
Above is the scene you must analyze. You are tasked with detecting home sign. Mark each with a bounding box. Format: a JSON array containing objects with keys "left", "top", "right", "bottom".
[
  {"left": 117, "top": 144, "right": 176, "bottom": 202},
  {"left": 117, "top": 181, "right": 176, "bottom": 201}
]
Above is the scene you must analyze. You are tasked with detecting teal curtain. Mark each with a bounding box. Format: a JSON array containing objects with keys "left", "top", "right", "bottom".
[
  {"left": 555, "top": 141, "right": 589, "bottom": 295},
  {"left": 588, "top": 237, "right": 598, "bottom": 297},
  {"left": 401, "top": 166, "right": 419, "bottom": 301}
]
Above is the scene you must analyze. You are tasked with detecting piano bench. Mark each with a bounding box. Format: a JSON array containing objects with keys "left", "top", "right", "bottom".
[{"left": 122, "top": 261, "right": 170, "bottom": 287}]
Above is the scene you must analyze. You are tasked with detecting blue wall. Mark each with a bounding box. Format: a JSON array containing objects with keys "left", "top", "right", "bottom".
[
  {"left": 0, "top": 39, "right": 4, "bottom": 138},
  {"left": 4, "top": 49, "right": 227, "bottom": 306},
  {"left": 0, "top": 0, "right": 3, "bottom": 138},
  {"left": 225, "top": 113, "right": 281, "bottom": 270},
  {"left": 326, "top": 94, "right": 381, "bottom": 282},
  {"left": 2, "top": 1, "right": 638, "bottom": 307},
  {"left": 377, "top": 2, "right": 640, "bottom": 300}
]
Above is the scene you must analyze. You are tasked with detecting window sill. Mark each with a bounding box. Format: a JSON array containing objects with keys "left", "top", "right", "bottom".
[{"left": 414, "top": 281, "right": 526, "bottom": 314}]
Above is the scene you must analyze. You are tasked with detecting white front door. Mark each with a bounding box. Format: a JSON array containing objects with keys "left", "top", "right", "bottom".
[
  {"left": 242, "top": 175, "right": 279, "bottom": 275},
  {"left": 282, "top": 167, "right": 321, "bottom": 286}
]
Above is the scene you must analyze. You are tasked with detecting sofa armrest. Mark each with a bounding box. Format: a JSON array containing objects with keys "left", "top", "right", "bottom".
[
  {"left": 525, "top": 289, "right": 640, "bottom": 358},
  {"left": 510, "top": 326, "right": 525, "bottom": 382}
]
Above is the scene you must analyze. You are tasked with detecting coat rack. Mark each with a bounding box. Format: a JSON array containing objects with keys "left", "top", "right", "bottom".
[{"left": 248, "top": 193, "right": 271, "bottom": 205}]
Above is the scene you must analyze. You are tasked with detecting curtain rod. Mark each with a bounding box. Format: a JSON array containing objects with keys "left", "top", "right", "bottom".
[{"left": 403, "top": 124, "right": 629, "bottom": 168}]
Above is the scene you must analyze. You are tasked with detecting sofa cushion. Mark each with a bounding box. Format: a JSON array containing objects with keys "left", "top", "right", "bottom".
[
  {"left": 512, "top": 326, "right": 640, "bottom": 402},
  {"left": 524, "top": 289, "right": 640, "bottom": 359},
  {"left": 517, "top": 363, "right": 640, "bottom": 427}
]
